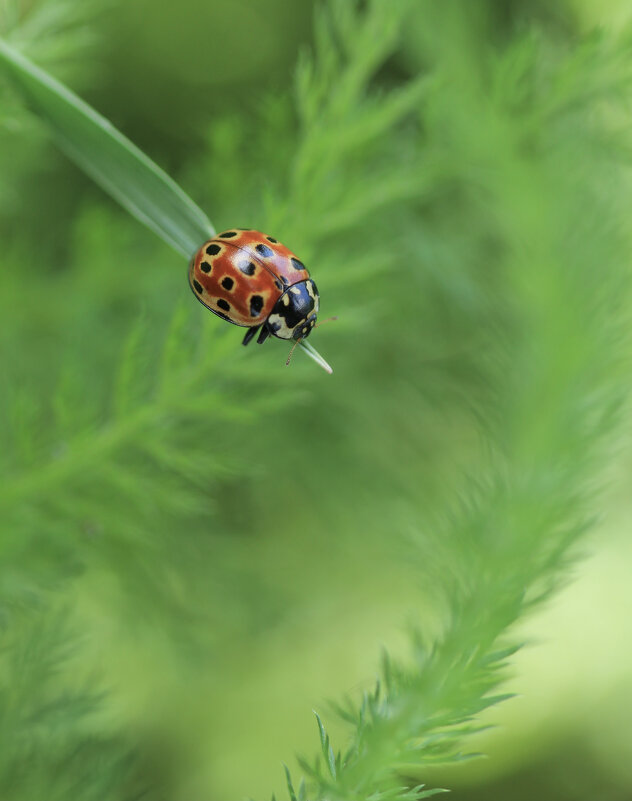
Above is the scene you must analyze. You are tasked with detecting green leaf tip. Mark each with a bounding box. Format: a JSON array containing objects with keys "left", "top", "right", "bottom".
[
  {"left": 298, "top": 340, "right": 333, "bottom": 374},
  {"left": 313, "top": 710, "right": 327, "bottom": 748},
  {"left": 283, "top": 763, "right": 298, "bottom": 801}
]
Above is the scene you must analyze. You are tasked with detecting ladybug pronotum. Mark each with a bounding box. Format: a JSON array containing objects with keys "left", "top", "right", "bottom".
[{"left": 189, "top": 228, "right": 321, "bottom": 349}]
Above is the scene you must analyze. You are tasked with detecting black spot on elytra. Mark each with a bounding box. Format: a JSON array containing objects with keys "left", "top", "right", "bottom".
[
  {"left": 206, "top": 243, "right": 221, "bottom": 256},
  {"left": 275, "top": 279, "right": 283, "bottom": 290},
  {"left": 219, "top": 231, "right": 237, "bottom": 238},
  {"left": 280, "top": 276, "right": 290, "bottom": 285},
  {"left": 239, "top": 260, "right": 256, "bottom": 276},
  {"left": 193, "top": 279, "right": 204, "bottom": 294},
  {"left": 221, "top": 276, "right": 234, "bottom": 290},
  {"left": 291, "top": 258, "right": 306, "bottom": 272},
  {"left": 255, "top": 243, "right": 273, "bottom": 258},
  {"left": 200, "top": 261, "right": 212, "bottom": 273},
  {"left": 250, "top": 295, "right": 264, "bottom": 317},
  {"left": 217, "top": 298, "right": 230, "bottom": 312},
  {"left": 266, "top": 236, "right": 278, "bottom": 243}
]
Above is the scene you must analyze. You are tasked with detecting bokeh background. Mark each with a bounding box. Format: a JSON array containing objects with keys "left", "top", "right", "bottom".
[{"left": 1, "top": 1, "right": 632, "bottom": 799}]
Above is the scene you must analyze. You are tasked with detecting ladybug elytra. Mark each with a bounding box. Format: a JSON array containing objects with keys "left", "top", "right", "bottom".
[{"left": 189, "top": 229, "right": 321, "bottom": 349}]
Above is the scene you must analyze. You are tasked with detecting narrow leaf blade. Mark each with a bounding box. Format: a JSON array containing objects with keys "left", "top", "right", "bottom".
[
  {"left": 283, "top": 764, "right": 298, "bottom": 801},
  {"left": 0, "top": 38, "right": 214, "bottom": 258},
  {"left": 298, "top": 340, "right": 333, "bottom": 374}
]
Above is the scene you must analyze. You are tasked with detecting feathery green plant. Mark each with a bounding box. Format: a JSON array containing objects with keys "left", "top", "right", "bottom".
[
  {"left": 277, "top": 6, "right": 632, "bottom": 799},
  {"left": 0, "top": 604, "right": 140, "bottom": 801},
  {"left": 0, "top": 1, "right": 631, "bottom": 799}
]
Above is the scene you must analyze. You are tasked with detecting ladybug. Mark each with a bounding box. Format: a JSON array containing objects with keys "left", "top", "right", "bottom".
[{"left": 189, "top": 228, "right": 320, "bottom": 348}]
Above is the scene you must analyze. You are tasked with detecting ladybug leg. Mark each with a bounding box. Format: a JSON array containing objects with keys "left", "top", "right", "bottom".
[
  {"left": 257, "top": 326, "right": 270, "bottom": 345},
  {"left": 242, "top": 326, "right": 260, "bottom": 346}
]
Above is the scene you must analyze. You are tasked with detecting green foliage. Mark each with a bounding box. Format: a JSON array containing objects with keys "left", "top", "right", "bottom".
[
  {"left": 0, "top": 604, "right": 140, "bottom": 801},
  {"left": 0, "top": 0, "right": 631, "bottom": 799},
  {"left": 0, "top": 0, "right": 97, "bottom": 80},
  {"left": 0, "top": 0, "right": 104, "bottom": 232}
]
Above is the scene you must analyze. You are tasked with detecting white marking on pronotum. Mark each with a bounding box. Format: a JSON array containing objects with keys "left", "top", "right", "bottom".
[{"left": 267, "top": 313, "right": 293, "bottom": 339}]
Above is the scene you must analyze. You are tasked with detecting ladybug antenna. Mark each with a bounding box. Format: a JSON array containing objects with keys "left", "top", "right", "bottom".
[
  {"left": 285, "top": 338, "right": 301, "bottom": 368},
  {"left": 314, "top": 316, "right": 338, "bottom": 329}
]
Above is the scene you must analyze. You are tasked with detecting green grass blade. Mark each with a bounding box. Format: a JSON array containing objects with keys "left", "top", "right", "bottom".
[
  {"left": 0, "top": 37, "right": 214, "bottom": 258},
  {"left": 298, "top": 340, "right": 333, "bottom": 374}
]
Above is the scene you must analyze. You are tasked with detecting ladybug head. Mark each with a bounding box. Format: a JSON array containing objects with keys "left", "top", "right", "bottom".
[{"left": 267, "top": 279, "right": 320, "bottom": 341}]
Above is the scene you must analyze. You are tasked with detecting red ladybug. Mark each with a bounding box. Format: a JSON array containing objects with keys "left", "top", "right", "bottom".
[{"left": 189, "top": 229, "right": 320, "bottom": 347}]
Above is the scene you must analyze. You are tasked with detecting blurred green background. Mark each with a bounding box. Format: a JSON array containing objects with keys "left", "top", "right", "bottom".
[{"left": 1, "top": 0, "right": 632, "bottom": 799}]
